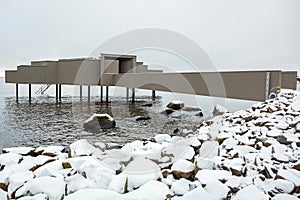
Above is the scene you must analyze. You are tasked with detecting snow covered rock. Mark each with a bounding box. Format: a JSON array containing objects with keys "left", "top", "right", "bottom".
[
  {"left": 163, "top": 144, "right": 195, "bottom": 161},
  {"left": 123, "top": 158, "right": 161, "bottom": 191},
  {"left": 167, "top": 100, "right": 184, "bottom": 110},
  {"left": 262, "top": 179, "right": 294, "bottom": 194},
  {"left": 0, "top": 189, "right": 7, "bottom": 200},
  {"left": 18, "top": 193, "right": 48, "bottom": 200},
  {"left": 83, "top": 113, "right": 116, "bottom": 130},
  {"left": 195, "top": 170, "right": 231, "bottom": 185},
  {"left": 2, "top": 147, "right": 34, "bottom": 155},
  {"left": 40, "top": 146, "right": 65, "bottom": 156},
  {"left": 8, "top": 171, "right": 34, "bottom": 198},
  {"left": 78, "top": 158, "right": 115, "bottom": 189},
  {"left": 273, "top": 194, "right": 299, "bottom": 200},
  {"left": 205, "top": 180, "right": 230, "bottom": 199},
  {"left": 291, "top": 97, "right": 300, "bottom": 112},
  {"left": 102, "top": 157, "right": 122, "bottom": 172},
  {"left": 195, "top": 157, "right": 214, "bottom": 170},
  {"left": 171, "top": 159, "right": 195, "bottom": 179},
  {"left": 276, "top": 169, "right": 300, "bottom": 186},
  {"left": 106, "top": 149, "right": 132, "bottom": 164},
  {"left": 123, "top": 180, "right": 169, "bottom": 200},
  {"left": 213, "top": 104, "right": 228, "bottom": 116},
  {"left": 175, "top": 185, "right": 217, "bottom": 200},
  {"left": 154, "top": 134, "right": 171, "bottom": 144},
  {"left": 232, "top": 184, "right": 269, "bottom": 200},
  {"left": 0, "top": 152, "right": 22, "bottom": 168},
  {"left": 171, "top": 178, "right": 193, "bottom": 195},
  {"left": 65, "top": 174, "right": 94, "bottom": 194},
  {"left": 225, "top": 176, "right": 252, "bottom": 191},
  {"left": 65, "top": 189, "right": 122, "bottom": 200},
  {"left": 199, "top": 141, "right": 219, "bottom": 159},
  {"left": 15, "top": 176, "right": 65, "bottom": 200},
  {"left": 70, "top": 139, "right": 99, "bottom": 157},
  {"left": 107, "top": 173, "right": 127, "bottom": 194}
]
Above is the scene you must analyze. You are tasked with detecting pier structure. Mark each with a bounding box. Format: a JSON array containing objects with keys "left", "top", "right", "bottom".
[{"left": 5, "top": 53, "right": 298, "bottom": 103}]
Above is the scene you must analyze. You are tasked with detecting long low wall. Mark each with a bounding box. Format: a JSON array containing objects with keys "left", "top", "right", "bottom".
[
  {"left": 114, "top": 71, "right": 282, "bottom": 102},
  {"left": 281, "top": 71, "right": 298, "bottom": 90}
]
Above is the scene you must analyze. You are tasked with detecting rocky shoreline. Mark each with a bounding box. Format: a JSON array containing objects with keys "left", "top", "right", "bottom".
[{"left": 0, "top": 90, "right": 300, "bottom": 200}]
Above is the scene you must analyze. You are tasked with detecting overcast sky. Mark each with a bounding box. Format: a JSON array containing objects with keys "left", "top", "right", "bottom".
[{"left": 0, "top": 0, "right": 299, "bottom": 76}]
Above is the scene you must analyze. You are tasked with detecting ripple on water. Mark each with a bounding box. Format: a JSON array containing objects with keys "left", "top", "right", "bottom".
[{"left": 0, "top": 96, "right": 203, "bottom": 150}]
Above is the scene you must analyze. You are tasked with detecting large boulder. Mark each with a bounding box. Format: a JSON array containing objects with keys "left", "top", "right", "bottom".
[
  {"left": 83, "top": 114, "right": 116, "bottom": 131},
  {"left": 167, "top": 100, "right": 184, "bottom": 110}
]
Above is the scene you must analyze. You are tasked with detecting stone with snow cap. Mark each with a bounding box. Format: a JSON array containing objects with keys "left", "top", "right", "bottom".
[
  {"left": 232, "top": 184, "right": 269, "bottom": 200},
  {"left": 123, "top": 180, "right": 169, "bottom": 200},
  {"left": 83, "top": 113, "right": 116, "bottom": 130},
  {"left": 213, "top": 104, "right": 228, "bottom": 116},
  {"left": 205, "top": 180, "right": 230, "bottom": 199},
  {"left": 273, "top": 194, "right": 299, "bottom": 200},
  {"left": 171, "top": 178, "right": 193, "bottom": 195},
  {"left": 70, "top": 139, "right": 100, "bottom": 157},
  {"left": 15, "top": 176, "right": 65, "bottom": 200},
  {"left": 167, "top": 100, "right": 184, "bottom": 110},
  {"left": 171, "top": 159, "right": 195, "bottom": 179},
  {"left": 65, "top": 189, "right": 122, "bottom": 200},
  {"left": 195, "top": 170, "right": 231, "bottom": 185},
  {"left": 8, "top": 171, "right": 34, "bottom": 198},
  {"left": 0, "top": 152, "right": 22, "bottom": 168},
  {"left": 123, "top": 157, "right": 161, "bottom": 191},
  {"left": 2, "top": 147, "right": 34, "bottom": 155}
]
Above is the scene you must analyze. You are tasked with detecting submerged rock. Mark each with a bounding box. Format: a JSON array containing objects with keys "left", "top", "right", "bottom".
[
  {"left": 160, "top": 109, "right": 175, "bottom": 115},
  {"left": 141, "top": 103, "right": 153, "bottom": 107},
  {"left": 167, "top": 100, "right": 184, "bottom": 110},
  {"left": 195, "top": 111, "right": 204, "bottom": 117},
  {"left": 134, "top": 116, "right": 151, "bottom": 121},
  {"left": 83, "top": 114, "right": 116, "bottom": 130}
]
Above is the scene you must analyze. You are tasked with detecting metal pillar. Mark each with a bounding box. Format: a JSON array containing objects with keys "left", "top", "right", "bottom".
[
  {"left": 16, "top": 83, "right": 18, "bottom": 102},
  {"left": 106, "top": 86, "right": 109, "bottom": 103},
  {"left": 59, "top": 84, "right": 62, "bottom": 102},
  {"left": 132, "top": 88, "right": 135, "bottom": 103},
  {"left": 100, "top": 86, "right": 103, "bottom": 103},
  {"left": 126, "top": 87, "right": 129, "bottom": 103},
  {"left": 87, "top": 85, "right": 91, "bottom": 104},
  {"left": 79, "top": 85, "right": 82, "bottom": 101},
  {"left": 29, "top": 84, "right": 31, "bottom": 103},
  {"left": 152, "top": 90, "right": 156, "bottom": 101},
  {"left": 55, "top": 84, "right": 58, "bottom": 103}
]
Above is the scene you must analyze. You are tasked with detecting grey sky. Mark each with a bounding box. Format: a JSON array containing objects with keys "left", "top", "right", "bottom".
[{"left": 0, "top": 0, "right": 299, "bottom": 76}]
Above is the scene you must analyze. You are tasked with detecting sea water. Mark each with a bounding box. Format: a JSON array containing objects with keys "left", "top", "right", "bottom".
[{"left": 0, "top": 77, "right": 262, "bottom": 150}]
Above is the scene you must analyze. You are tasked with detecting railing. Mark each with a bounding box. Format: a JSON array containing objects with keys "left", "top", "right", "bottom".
[{"left": 35, "top": 84, "right": 51, "bottom": 95}]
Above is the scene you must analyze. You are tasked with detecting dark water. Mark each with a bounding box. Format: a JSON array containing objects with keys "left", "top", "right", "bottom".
[{"left": 0, "top": 77, "right": 259, "bottom": 150}]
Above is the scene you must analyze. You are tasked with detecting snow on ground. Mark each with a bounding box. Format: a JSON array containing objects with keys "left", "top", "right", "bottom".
[{"left": 0, "top": 89, "right": 299, "bottom": 199}]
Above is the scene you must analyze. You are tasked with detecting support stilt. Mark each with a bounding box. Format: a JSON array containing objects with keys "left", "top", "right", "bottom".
[
  {"left": 132, "top": 88, "right": 135, "bottom": 103},
  {"left": 59, "top": 84, "right": 62, "bottom": 102},
  {"left": 29, "top": 84, "right": 31, "bottom": 103},
  {"left": 126, "top": 87, "right": 129, "bottom": 103},
  {"left": 87, "top": 85, "right": 91, "bottom": 104},
  {"left": 100, "top": 86, "right": 103, "bottom": 103},
  {"left": 79, "top": 85, "right": 82, "bottom": 101},
  {"left": 55, "top": 84, "right": 58, "bottom": 103},
  {"left": 152, "top": 90, "right": 156, "bottom": 101},
  {"left": 16, "top": 83, "right": 19, "bottom": 102},
  {"left": 106, "top": 86, "right": 109, "bottom": 103}
]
